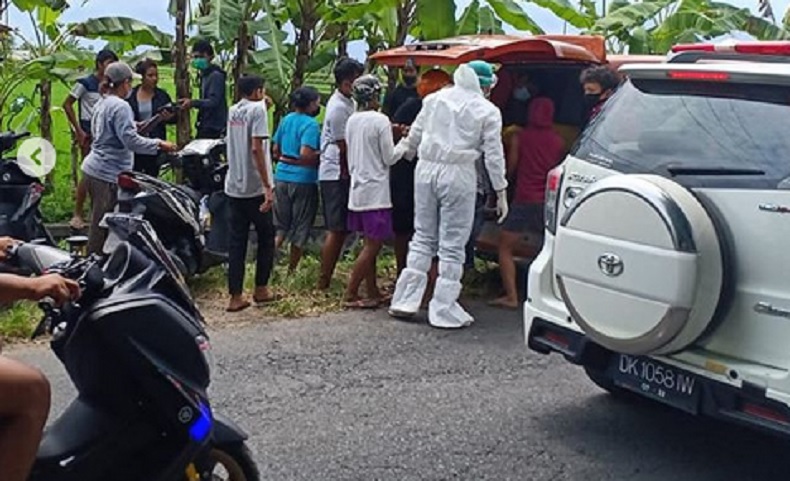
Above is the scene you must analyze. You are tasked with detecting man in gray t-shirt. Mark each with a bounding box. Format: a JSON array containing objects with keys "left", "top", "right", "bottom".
[{"left": 224, "top": 75, "right": 276, "bottom": 313}]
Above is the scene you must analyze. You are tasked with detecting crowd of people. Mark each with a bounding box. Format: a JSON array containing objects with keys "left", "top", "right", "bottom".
[
  {"left": 0, "top": 37, "right": 625, "bottom": 481},
  {"left": 53, "top": 39, "right": 625, "bottom": 321}
]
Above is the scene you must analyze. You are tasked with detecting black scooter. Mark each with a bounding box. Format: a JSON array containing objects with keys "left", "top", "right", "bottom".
[
  {"left": 7, "top": 214, "right": 259, "bottom": 481},
  {"left": 164, "top": 137, "right": 230, "bottom": 255},
  {"left": 110, "top": 164, "right": 228, "bottom": 278},
  {"left": 0, "top": 131, "right": 54, "bottom": 244}
]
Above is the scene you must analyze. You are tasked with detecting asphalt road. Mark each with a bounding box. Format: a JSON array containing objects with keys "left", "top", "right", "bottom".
[{"left": 9, "top": 304, "right": 790, "bottom": 481}]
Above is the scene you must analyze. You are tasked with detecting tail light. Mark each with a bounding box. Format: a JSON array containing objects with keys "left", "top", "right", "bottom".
[
  {"left": 117, "top": 174, "right": 141, "bottom": 192},
  {"left": 545, "top": 165, "right": 564, "bottom": 235},
  {"left": 667, "top": 71, "right": 730, "bottom": 81},
  {"left": 672, "top": 41, "right": 790, "bottom": 56}
]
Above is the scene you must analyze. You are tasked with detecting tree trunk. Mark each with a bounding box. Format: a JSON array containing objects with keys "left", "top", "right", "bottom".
[
  {"left": 387, "top": 0, "right": 416, "bottom": 91},
  {"left": 174, "top": 0, "right": 191, "bottom": 149},
  {"left": 337, "top": 24, "right": 349, "bottom": 58},
  {"left": 233, "top": 20, "right": 251, "bottom": 102},
  {"left": 39, "top": 80, "right": 53, "bottom": 183},
  {"left": 39, "top": 80, "right": 52, "bottom": 142},
  {"left": 291, "top": 1, "right": 318, "bottom": 92}
]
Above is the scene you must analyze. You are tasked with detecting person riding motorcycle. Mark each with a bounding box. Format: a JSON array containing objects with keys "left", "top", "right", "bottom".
[{"left": 0, "top": 237, "right": 81, "bottom": 481}]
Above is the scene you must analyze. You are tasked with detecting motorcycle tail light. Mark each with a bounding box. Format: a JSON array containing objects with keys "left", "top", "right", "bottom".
[{"left": 117, "top": 174, "right": 141, "bottom": 192}]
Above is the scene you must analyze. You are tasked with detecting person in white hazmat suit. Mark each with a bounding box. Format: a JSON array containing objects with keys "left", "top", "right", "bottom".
[{"left": 389, "top": 61, "right": 509, "bottom": 329}]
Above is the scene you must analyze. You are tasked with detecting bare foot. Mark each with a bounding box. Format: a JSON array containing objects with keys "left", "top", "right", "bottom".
[
  {"left": 70, "top": 215, "right": 87, "bottom": 231},
  {"left": 488, "top": 296, "right": 519, "bottom": 310},
  {"left": 317, "top": 274, "right": 331, "bottom": 291}
]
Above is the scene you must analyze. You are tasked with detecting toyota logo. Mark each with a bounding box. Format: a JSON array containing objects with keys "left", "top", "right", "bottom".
[{"left": 598, "top": 253, "right": 624, "bottom": 277}]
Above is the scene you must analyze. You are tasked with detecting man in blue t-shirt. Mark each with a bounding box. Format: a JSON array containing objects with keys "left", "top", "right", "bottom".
[{"left": 272, "top": 86, "right": 322, "bottom": 272}]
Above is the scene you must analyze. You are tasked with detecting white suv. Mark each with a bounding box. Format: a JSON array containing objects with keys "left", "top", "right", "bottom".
[{"left": 525, "top": 42, "right": 790, "bottom": 436}]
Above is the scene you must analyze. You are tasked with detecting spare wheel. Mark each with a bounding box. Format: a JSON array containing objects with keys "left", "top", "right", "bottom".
[{"left": 553, "top": 174, "right": 723, "bottom": 356}]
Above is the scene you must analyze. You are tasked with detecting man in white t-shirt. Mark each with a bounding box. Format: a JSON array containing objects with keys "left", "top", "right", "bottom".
[
  {"left": 224, "top": 75, "right": 276, "bottom": 313},
  {"left": 342, "top": 75, "right": 401, "bottom": 308},
  {"left": 318, "top": 58, "right": 364, "bottom": 289}
]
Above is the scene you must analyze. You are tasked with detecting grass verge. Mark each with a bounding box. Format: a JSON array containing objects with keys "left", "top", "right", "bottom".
[{"left": 0, "top": 251, "right": 502, "bottom": 342}]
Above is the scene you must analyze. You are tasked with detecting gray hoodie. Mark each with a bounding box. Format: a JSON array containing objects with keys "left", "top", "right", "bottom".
[{"left": 82, "top": 95, "right": 160, "bottom": 184}]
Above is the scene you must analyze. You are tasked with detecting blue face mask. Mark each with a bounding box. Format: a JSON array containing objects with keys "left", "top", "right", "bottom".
[{"left": 513, "top": 87, "right": 531, "bottom": 102}]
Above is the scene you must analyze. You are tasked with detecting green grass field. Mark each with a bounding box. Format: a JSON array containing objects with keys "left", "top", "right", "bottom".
[
  {"left": 9, "top": 69, "right": 181, "bottom": 223},
  {"left": 14, "top": 66, "right": 335, "bottom": 223}
]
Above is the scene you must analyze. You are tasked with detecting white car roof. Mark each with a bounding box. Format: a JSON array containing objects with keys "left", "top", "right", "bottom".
[{"left": 621, "top": 61, "right": 790, "bottom": 85}]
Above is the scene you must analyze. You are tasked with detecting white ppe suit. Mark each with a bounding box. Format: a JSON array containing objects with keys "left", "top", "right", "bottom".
[{"left": 389, "top": 64, "right": 508, "bottom": 329}]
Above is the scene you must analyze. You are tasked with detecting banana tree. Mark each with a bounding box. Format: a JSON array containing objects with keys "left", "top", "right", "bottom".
[
  {"left": 525, "top": 0, "right": 788, "bottom": 53},
  {"left": 194, "top": 0, "right": 263, "bottom": 100},
  {"left": 170, "top": 0, "right": 192, "bottom": 147}
]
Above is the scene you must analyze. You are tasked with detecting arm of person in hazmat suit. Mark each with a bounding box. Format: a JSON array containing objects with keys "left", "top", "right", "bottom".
[
  {"left": 480, "top": 105, "right": 509, "bottom": 224},
  {"left": 393, "top": 97, "right": 429, "bottom": 161}
]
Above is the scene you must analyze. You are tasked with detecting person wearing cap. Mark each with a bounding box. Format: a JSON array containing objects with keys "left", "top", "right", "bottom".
[
  {"left": 343, "top": 75, "right": 401, "bottom": 309},
  {"left": 388, "top": 61, "right": 509, "bottom": 330},
  {"left": 81, "top": 61, "right": 178, "bottom": 254},
  {"left": 66, "top": 48, "right": 119, "bottom": 231},
  {"left": 383, "top": 58, "right": 420, "bottom": 119}
]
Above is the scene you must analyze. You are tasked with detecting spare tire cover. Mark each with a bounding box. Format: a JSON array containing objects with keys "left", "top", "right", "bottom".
[{"left": 554, "top": 174, "right": 723, "bottom": 355}]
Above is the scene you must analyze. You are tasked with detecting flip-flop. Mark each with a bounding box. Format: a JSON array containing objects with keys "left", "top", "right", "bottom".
[
  {"left": 344, "top": 299, "right": 380, "bottom": 310},
  {"left": 226, "top": 301, "right": 251, "bottom": 313}
]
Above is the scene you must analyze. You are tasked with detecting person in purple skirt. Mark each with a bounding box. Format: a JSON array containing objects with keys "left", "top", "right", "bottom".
[{"left": 343, "top": 75, "right": 402, "bottom": 309}]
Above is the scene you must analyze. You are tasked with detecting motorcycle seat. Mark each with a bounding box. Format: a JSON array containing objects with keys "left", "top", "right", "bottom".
[{"left": 37, "top": 398, "right": 118, "bottom": 462}]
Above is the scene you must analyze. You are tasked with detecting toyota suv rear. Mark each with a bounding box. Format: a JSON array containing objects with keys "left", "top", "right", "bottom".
[{"left": 525, "top": 41, "right": 790, "bottom": 438}]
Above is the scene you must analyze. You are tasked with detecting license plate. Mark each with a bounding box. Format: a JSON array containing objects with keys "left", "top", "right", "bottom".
[{"left": 607, "top": 354, "right": 701, "bottom": 414}]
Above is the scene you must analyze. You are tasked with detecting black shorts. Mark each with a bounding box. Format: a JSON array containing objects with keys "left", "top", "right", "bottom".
[
  {"left": 320, "top": 179, "right": 350, "bottom": 232},
  {"left": 502, "top": 203, "right": 544, "bottom": 234},
  {"left": 390, "top": 160, "right": 415, "bottom": 235},
  {"left": 274, "top": 181, "right": 319, "bottom": 248}
]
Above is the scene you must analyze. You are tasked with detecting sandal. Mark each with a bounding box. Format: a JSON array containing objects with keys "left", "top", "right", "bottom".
[
  {"left": 226, "top": 301, "right": 251, "bottom": 313},
  {"left": 344, "top": 298, "right": 380, "bottom": 310}
]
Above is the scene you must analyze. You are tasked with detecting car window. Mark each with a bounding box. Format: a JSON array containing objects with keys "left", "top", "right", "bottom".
[{"left": 573, "top": 78, "right": 790, "bottom": 188}]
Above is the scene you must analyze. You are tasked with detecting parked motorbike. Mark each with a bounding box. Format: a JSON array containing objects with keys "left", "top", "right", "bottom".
[
  {"left": 0, "top": 130, "right": 54, "bottom": 244},
  {"left": 6, "top": 213, "right": 259, "bottom": 481},
  {"left": 111, "top": 164, "right": 228, "bottom": 277},
  {"left": 164, "top": 138, "right": 230, "bottom": 255}
]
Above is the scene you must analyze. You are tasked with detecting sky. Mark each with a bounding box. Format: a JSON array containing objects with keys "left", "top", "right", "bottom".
[{"left": 7, "top": 0, "right": 787, "bottom": 59}]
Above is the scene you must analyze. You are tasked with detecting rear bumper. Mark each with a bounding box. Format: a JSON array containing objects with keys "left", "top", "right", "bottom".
[{"left": 527, "top": 318, "right": 790, "bottom": 439}]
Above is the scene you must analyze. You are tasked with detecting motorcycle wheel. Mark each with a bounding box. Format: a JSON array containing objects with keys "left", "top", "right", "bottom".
[{"left": 198, "top": 443, "right": 260, "bottom": 481}]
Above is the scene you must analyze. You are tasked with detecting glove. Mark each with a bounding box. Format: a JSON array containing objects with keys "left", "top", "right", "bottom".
[{"left": 496, "top": 189, "right": 509, "bottom": 225}]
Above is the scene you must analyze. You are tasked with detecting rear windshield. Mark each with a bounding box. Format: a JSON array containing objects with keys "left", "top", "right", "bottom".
[{"left": 573, "top": 78, "right": 790, "bottom": 188}]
